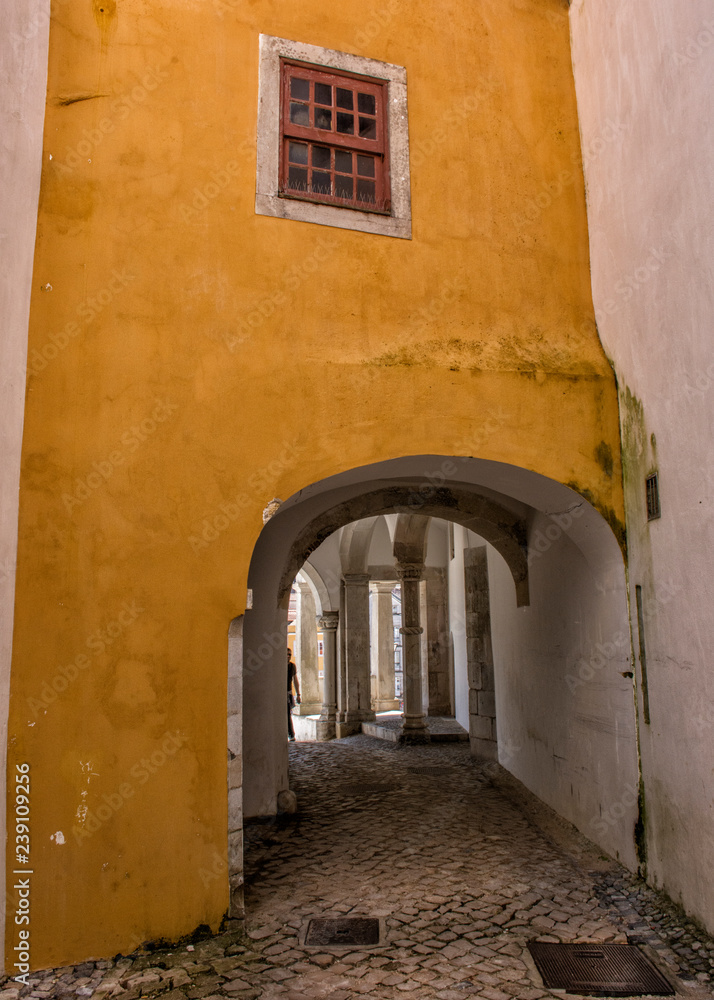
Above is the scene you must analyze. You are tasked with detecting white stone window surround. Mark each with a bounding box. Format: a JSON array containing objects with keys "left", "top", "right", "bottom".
[{"left": 256, "top": 34, "right": 412, "bottom": 240}]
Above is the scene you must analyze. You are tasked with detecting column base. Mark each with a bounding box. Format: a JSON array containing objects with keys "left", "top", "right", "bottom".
[
  {"left": 398, "top": 728, "right": 431, "bottom": 745},
  {"left": 297, "top": 701, "right": 322, "bottom": 716},
  {"left": 315, "top": 719, "right": 336, "bottom": 741},
  {"left": 335, "top": 720, "right": 362, "bottom": 738}
]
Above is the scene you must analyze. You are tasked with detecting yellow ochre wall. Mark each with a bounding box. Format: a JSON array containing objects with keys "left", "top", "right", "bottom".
[{"left": 9, "top": 0, "right": 623, "bottom": 968}]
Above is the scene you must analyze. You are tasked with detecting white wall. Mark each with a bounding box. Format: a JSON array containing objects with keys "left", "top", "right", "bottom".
[
  {"left": 490, "top": 514, "right": 638, "bottom": 870},
  {"left": 447, "top": 510, "right": 638, "bottom": 868},
  {"left": 0, "top": 0, "right": 50, "bottom": 971},
  {"left": 571, "top": 0, "right": 714, "bottom": 931}
]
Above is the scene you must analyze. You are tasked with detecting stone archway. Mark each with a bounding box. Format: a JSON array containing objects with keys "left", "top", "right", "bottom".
[{"left": 234, "top": 454, "right": 638, "bottom": 919}]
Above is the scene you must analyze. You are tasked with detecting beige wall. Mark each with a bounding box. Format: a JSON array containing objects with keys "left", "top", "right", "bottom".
[
  {"left": 0, "top": 0, "right": 50, "bottom": 974},
  {"left": 571, "top": 0, "right": 714, "bottom": 933}
]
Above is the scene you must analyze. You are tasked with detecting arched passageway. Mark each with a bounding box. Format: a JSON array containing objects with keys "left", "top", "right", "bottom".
[{"left": 229, "top": 455, "right": 638, "bottom": 920}]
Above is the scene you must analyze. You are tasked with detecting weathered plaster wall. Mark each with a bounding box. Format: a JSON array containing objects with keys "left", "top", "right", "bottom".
[
  {"left": 570, "top": 0, "right": 714, "bottom": 932},
  {"left": 0, "top": 0, "right": 50, "bottom": 975},
  {"left": 489, "top": 516, "right": 638, "bottom": 871},
  {"left": 10, "top": 0, "right": 624, "bottom": 967},
  {"left": 447, "top": 513, "right": 637, "bottom": 869}
]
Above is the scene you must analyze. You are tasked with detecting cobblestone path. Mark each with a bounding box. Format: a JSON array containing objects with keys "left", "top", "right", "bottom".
[{"left": 3, "top": 736, "right": 713, "bottom": 999}]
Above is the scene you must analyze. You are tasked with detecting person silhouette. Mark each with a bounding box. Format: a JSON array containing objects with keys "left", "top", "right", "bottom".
[{"left": 287, "top": 647, "right": 301, "bottom": 741}]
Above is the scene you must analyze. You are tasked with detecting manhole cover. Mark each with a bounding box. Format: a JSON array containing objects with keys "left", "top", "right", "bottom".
[
  {"left": 341, "top": 782, "right": 393, "bottom": 794},
  {"left": 528, "top": 942, "right": 674, "bottom": 996},
  {"left": 406, "top": 766, "right": 451, "bottom": 776},
  {"left": 305, "top": 917, "right": 380, "bottom": 947}
]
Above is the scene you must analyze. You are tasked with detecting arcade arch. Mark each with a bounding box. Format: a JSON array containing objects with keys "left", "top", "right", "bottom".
[{"left": 230, "top": 455, "right": 639, "bottom": 920}]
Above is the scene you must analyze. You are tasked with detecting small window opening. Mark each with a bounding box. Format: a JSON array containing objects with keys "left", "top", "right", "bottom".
[
  {"left": 280, "top": 60, "right": 390, "bottom": 215},
  {"left": 645, "top": 472, "right": 661, "bottom": 521}
]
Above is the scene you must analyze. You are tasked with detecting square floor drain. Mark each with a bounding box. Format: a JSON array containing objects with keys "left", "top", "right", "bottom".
[
  {"left": 528, "top": 942, "right": 674, "bottom": 996},
  {"left": 305, "top": 917, "right": 380, "bottom": 947}
]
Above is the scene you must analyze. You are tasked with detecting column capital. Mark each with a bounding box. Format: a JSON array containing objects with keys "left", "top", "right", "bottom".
[
  {"left": 343, "top": 573, "right": 371, "bottom": 586},
  {"left": 396, "top": 562, "right": 423, "bottom": 581},
  {"left": 317, "top": 611, "right": 339, "bottom": 631},
  {"left": 370, "top": 580, "right": 395, "bottom": 594}
]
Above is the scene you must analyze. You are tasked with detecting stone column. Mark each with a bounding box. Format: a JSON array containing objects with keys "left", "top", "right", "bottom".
[
  {"left": 337, "top": 580, "right": 347, "bottom": 724},
  {"left": 421, "top": 571, "right": 452, "bottom": 716},
  {"left": 370, "top": 581, "right": 399, "bottom": 712},
  {"left": 465, "top": 546, "right": 497, "bottom": 760},
  {"left": 337, "top": 572, "right": 375, "bottom": 737},
  {"left": 396, "top": 563, "right": 430, "bottom": 743},
  {"left": 316, "top": 612, "right": 338, "bottom": 741},
  {"left": 295, "top": 582, "right": 321, "bottom": 715}
]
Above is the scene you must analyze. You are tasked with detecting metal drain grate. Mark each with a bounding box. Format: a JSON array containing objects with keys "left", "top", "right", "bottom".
[
  {"left": 406, "top": 766, "right": 452, "bottom": 776},
  {"left": 528, "top": 942, "right": 674, "bottom": 996},
  {"left": 305, "top": 917, "right": 380, "bottom": 947}
]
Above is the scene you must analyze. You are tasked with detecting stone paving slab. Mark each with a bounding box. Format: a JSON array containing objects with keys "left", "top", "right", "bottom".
[{"left": 3, "top": 736, "right": 714, "bottom": 998}]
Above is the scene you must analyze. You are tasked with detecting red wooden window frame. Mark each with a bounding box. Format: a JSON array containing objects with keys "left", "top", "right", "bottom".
[{"left": 279, "top": 59, "right": 391, "bottom": 215}]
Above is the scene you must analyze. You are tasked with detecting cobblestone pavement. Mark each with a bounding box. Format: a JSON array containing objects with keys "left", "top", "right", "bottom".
[{"left": 3, "top": 736, "right": 714, "bottom": 999}]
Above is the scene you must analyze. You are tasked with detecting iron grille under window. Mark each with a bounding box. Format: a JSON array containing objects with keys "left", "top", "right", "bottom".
[
  {"left": 646, "top": 472, "right": 661, "bottom": 520},
  {"left": 280, "top": 60, "right": 390, "bottom": 214}
]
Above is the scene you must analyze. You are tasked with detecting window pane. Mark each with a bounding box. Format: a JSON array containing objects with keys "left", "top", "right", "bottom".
[
  {"left": 359, "top": 117, "right": 377, "bottom": 139},
  {"left": 288, "top": 166, "right": 308, "bottom": 190},
  {"left": 290, "top": 77, "right": 310, "bottom": 100},
  {"left": 290, "top": 102, "right": 310, "bottom": 127},
  {"left": 289, "top": 142, "right": 308, "bottom": 165},
  {"left": 335, "top": 150, "right": 352, "bottom": 174},
  {"left": 357, "top": 178, "right": 376, "bottom": 203},
  {"left": 357, "top": 154, "right": 375, "bottom": 177},
  {"left": 312, "top": 145, "right": 331, "bottom": 169},
  {"left": 336, "top": 88, "right": 353, "bottom": 109},
  {"left": 315, "top": 107, "right": 332, "bottom": 130},
  {"left": 336, "top": 112, "right": 354, "bottom": 134},
  {"left": 335, "top": 175, "right": 353, "bottom": 199},
  {"left": 312, "top": 171, "right": 331, "bottom": 194},
  {"left": 358, "top": 92, "right": 376, "bottom": 115},
  {"left": 315, "top": 82, "right": 332, "bottom": 106}
]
